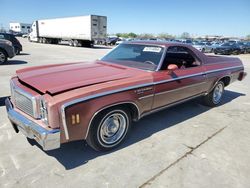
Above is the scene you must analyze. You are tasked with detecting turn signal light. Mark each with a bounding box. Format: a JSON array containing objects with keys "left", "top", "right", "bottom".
[{"left": 71, "top": 114, "right": 80, "bottom": 125}]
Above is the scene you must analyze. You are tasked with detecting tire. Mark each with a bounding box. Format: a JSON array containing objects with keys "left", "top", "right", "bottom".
[
  {"left": 87, "top": 107, "right": 131, "bottom": 151},
  {"left": 69, "top": 40, "right": 74, "bottom": 46},
  {"left": 0, "top": 49, "right": 7, "bottom": 64},
  {"left": 14, "top": 47, "right": 20, "bottom": 55},
  {"left": 203, "top": 81, "right": 224, "bottom": 107},
  {"left": 201, "top": 48, "right": 205, "bottom": 53},
  {"left": 73, "top": 40, "right": 79, "bottom": 47}
]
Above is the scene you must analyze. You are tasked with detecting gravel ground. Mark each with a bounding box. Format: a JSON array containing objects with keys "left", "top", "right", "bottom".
[{"left": 0, "top": 38, "right": 249, "bottom": 188}]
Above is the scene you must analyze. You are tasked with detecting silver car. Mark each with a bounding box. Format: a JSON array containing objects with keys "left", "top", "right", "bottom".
[
  {"left": 0, "top": 39, "right": 15, "bottom": 64},
  {"left": 192, "top": 42, "right": 213, "bottom": 53}
]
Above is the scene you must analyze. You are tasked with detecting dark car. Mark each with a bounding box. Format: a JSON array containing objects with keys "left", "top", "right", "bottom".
[
  {"left": 0, "top": 39, "right": 15, "bottom": 64},
  {"left": 214, "top": 43, "right": 242, "bottom": 55},
  {"left": 0, "top": 33, "right": 22, "bottom": 55},
  {"left": 105, "top": 37, "right": 119, "bottom": 46},
  {"left": 243, "top": 42, "right": 250, "bottom": 53}
]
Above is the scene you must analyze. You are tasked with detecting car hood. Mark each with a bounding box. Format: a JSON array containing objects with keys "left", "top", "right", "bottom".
[{"left": 16, "top": 61, "right": 140, "bottom": 95}]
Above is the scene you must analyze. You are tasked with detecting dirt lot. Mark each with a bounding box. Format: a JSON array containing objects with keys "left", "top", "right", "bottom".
[{"left": 0, "top": 38, "right": 249, "bottom": 188}]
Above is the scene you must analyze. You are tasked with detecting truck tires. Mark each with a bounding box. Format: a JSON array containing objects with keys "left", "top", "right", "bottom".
[
  {"left": 203, "top": 81, "right": 224, "bottom": 107},
  {"left": 0, "top": 49, "right": 7, "bottom": 64},
  {"left": 87, "top": 107, "right": 131, "bottom": 151}
]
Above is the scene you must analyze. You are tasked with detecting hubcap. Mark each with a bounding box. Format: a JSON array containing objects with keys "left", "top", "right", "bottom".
[
  {"left": 213, "top": 83, "right": 223, "bottom": 104},
  {"left": 0, "top": 52, "right": 5, "bottom": 63},
  {"left": 99, "top": 112, "right": 127, "bottom": 145}
]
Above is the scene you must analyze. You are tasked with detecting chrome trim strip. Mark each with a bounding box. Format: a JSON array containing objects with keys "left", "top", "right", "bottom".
[
  {"left": 85, "top": 102, "right": 140, "bottom": 139},
  {"left": 141, "top": 93, "right": 206, "bottom": 118},
  {"left": 138, "top": 94, "right": 155, "bottom": 100},
  {"left": 205, "top": 65, "right": 243, "bottom": 74},
  {"left": 155, "top": 82, "right": 206, "bottom": 96},
  {"left": 61, "top": 106, "right": 69, "bottom": 140},
  {"left": 156, "top": 46, "right": 168, "bottom": 71},
  {"left": 60, "top": 65, "right": 243, "bottom": 140}
]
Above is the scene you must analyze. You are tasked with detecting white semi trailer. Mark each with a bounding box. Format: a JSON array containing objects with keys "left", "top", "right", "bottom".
[{"left": 29, "top": 15, "right": 107, "bottom": 47}]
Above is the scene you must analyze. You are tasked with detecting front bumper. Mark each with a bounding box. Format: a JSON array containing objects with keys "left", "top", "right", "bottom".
[{"left": 5, "top": 98, "right": 60, "bottom": 150}]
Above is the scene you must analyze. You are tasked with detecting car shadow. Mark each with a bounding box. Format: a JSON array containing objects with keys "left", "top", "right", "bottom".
[
  {"left": 2, "top": 60, "right": 28, "bottom": 65},
  {"left": 18, "top": 53, "right": 30, "bottom": 56},
  {"left": 0, "top": 96, "right": 9, "bottom": 107},
  {"left": 28, "top": 90, "right": 245, "bottom": 170}
]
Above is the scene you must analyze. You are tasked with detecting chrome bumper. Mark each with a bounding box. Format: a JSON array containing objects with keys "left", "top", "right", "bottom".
[{"left": 5, "top": 98, "right": 60, "bottom": 151}]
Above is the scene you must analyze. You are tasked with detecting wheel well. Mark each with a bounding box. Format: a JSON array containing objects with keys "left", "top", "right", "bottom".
[
  {"left": 219, "top": 76, "right": 231, "bottom": 87},
  {"left": 96, "top": 103, "right": 140, "bottom": 122}
]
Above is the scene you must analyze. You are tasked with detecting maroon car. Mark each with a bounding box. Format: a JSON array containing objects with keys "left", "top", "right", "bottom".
[{"left": 5, "top": 41, "right": 247, "bottom": 151}]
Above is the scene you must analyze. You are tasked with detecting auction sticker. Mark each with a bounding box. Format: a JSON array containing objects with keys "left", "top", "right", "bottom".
[{"left": 143, "top": 47, "right": 162, "bottom": 53}]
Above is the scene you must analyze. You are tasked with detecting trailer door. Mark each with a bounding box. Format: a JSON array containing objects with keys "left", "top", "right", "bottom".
[{"left": 91, "top": 16, "right": 107, "bottom": 40}]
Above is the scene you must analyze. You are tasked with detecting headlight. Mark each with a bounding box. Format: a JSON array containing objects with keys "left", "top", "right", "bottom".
[{"left": 40, "top": 97, "right": 49, "bottom": 125}]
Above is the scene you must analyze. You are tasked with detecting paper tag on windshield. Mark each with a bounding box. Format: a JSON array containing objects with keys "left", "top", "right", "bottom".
[{"left": 143, "top": 47, "right": 162, "bottom": 53}]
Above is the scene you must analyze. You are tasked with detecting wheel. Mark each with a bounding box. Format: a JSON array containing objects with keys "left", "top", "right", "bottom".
[
  {"left": 69, "top": 40, "right": 74, "bottom": 46},
  {"left": 0, "top": 49, "right": 7, "bottom": 64},
  {"left": 87, "top": 107, "right": 131, "bottom": 151},
  {"left": 38, "top": 38, "right": 43, "bottom": 43},
  {"left": 203, "top": 81, "right": 224, "bottom": 107},
  {"left": 211, "top": 48, "right": 214, "bottom": 53},
  {"left": 73, "top": 40, "right": 79, "bottom": 47},
  {"left": 14, "top": 47, "right": 20, "bottom": 55},
  {"left": 201, "top": 48, "right": 205, "bottom": 53}
]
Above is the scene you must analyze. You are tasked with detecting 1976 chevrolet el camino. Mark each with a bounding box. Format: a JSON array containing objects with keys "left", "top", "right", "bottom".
[{"left": 5, "top": 41, "right": 247, "bottom": 151}]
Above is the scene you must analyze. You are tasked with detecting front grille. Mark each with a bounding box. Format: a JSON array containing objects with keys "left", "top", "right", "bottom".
[
  {"left": 14, "top": 89, "right": 35, "bottom": 117},
  {"left": 11, "top": 81, "right": 39, "bottom": 119}
]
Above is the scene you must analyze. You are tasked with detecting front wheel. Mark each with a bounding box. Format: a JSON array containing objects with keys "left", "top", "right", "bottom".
[
  {"left": 0, "top": 49, "right": 7, "bottom": 64},
  {"left": 203, "top": 81, "right": 224, "bottom": 107},
  {"left": 87, "top": 107, "right": 131, "bottom": 151}
]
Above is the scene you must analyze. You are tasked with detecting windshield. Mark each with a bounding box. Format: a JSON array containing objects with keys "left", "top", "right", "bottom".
[{"left": 101, "top": 43, "right": 164, "bottom": 71}]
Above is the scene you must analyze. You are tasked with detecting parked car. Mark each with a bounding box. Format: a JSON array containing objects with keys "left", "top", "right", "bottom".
[
  {"left": 0, "top": 33, "right": 22, "bottom": 55},
  {"left": 105, "top": 36, "right": 119, "bottom": 46},
  {"left": 22, "top": 33, "right": 29, "bottom": 38},
  {"left": 214, "top": 42, "right": 242, "bottom": 55},
  {"left": 0, "top": 39, "right": 15, "bottom": 64},
  {"left": 5, "top": 41, "right": 246, "bottom": 151},
  {"left": 243, "top": 42, "right": 250, "bottom": 53},
  {"left": 192, "top": 42, "right": 212, "bottom": 53}
]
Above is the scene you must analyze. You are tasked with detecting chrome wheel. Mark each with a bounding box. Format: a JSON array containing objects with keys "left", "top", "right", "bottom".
[
  {"left": 98, "top": 110, "right": 128, "bottom": 145},
  {"left": 213, "top": 83, "right": 224, "bottom": 104}
]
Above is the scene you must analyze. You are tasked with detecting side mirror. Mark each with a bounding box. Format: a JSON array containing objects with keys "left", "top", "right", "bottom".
[{"left": 167, "top": 64, "right": 178, "bottom": 74}]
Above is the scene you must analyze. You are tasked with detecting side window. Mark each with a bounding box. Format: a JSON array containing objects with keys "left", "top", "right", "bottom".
[
  {"left": 161, "top": 46, "right": 201, "bottom": 70},
  {"left": 0, "top": 34, "right": 4, "bottom": 39}
]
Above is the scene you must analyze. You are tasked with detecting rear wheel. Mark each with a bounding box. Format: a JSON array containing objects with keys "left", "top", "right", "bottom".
[
  {"left": 203, "top": 81, "right": 224, "bottom": 107},
  {"left": 0, "top": 49, "right": 7, "bottom": 64},
  {"left": 87, "top": 107, "right": 131, "bottom": 151}
]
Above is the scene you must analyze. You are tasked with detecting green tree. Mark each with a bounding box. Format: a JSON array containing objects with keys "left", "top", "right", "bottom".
[
  {"left": 158, "top": 32, "right": 175, "bottom": 39},
  {"left": 138, "top": 33, "right": 154, "bottom": 39},
  {"left": 246, "top": 34, "right": 250, "bottom": 40}
]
